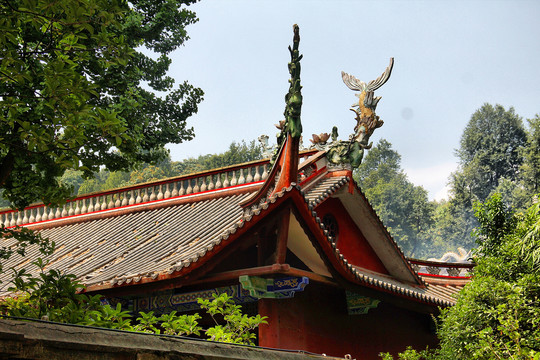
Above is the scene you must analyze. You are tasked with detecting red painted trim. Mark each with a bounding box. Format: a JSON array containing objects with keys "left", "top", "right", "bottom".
[
  {"left": 299, "top": 166, "right": 327, "bottom": 186},
  {"left": 409, "top": 259, "right": 475, "bottom": 269},
  {"left": 272, "top": 134, "right": 300, "bottom": 198},
  {"left": 189, "top": 264, "right": 337, "bottom": 287},
  {"left": 418, "top": 272, "right": 472, "bottom": 279},
  {"left": 8, "top": 181, "right": 263, "bottom": 230},
  {"left": 240, "top": 134, "right": 301, "bottom": 209},
  {"left": 275, "top": 208, "right": 291, "bottom": 264}
]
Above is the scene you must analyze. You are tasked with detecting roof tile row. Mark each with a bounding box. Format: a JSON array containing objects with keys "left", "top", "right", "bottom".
[{"left": 1, "top": 164, "right": 466, "bottom": 307}]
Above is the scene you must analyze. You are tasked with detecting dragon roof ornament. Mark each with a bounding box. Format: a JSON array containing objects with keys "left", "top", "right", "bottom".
[
  {"left": 311, "top": 58, "right": 394, "bottom": 169},
  {"left": 271, "top": 24, "right": 303, "bottom": 164}
]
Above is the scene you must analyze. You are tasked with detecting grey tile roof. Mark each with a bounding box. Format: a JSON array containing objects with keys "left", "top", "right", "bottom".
[
  {"left": 424, "top": 283, "right": 463, "bottom": 304},
  {"left": 349, "top": 266, "right": 461, "bottom": 306},
  {"left": 0, "top": 192, "right": 253, "bottom": 290},
  {"left": 0, "top": 165, "right": 467, "bottom": 308},
  {"left": 303, "top": 176, "right": 349, "bottom": 206}
]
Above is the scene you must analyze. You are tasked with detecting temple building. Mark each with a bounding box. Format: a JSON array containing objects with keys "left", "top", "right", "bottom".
[
  {"left": 0, "top": 145, "right": 472, "bottom": 358},
  {"left": 0, "top": 26, "right": 471, "bottom": 359}
]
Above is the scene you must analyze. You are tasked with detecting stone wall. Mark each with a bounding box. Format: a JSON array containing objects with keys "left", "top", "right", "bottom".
[{"left": 0, "top": 318, "right": 341, "bottom": 360}]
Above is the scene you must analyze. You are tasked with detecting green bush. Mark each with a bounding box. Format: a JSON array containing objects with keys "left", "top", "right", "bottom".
[
  {"left": 383, "top": 194, "right": 540, "bottom": 360},
  {"left": 1, "top": 259, "right": 266, "bottom": 345}
]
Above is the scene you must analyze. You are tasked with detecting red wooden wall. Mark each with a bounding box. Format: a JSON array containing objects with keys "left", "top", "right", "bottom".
[
  {"left": 316, "top": 197, "right": 389, "bottom": 274},
  {"left": 258, "top": 283, "right": 438, "bottom": 360}
]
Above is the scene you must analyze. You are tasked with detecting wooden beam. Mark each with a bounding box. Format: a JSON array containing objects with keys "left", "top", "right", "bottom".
[
  {"left": 191, "top": 264, "right": 289, "bottom": 285},
  {"left": 190, "top": 264, "right": 338, "bottom": 288}
]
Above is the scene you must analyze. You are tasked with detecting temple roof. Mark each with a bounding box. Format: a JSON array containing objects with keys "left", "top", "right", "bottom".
[{"left": 0, "top": 150, "right": 469, "bottom": 309}]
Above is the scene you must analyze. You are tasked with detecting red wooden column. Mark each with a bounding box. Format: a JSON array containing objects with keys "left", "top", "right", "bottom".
[
  {"left": 257, "top": 292, "right": 307, "bottom": 351},
  {"left": 258, "top": 298, "right": 281, "bottom": 348}
]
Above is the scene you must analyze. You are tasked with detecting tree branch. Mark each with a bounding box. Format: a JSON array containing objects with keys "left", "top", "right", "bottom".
[{"left": 0, "top": 151, "right": 14, "bottom": 188}]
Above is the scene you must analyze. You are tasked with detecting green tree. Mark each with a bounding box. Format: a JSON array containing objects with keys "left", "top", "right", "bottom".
[
  {"left": 172, "top": 140, "right": 263, "bottom": 176},
  {"left": 59, "top": 170, "right": 86, "bottom": 196},
  {"left": 0, "top": 191, "right": 10, "bottom": 209},
  {"left": 355, "top": 140, "right": 436, "bottom": 258},
  {"left": 69, "top": 140, "right": 263, "bottom": 195},
  {"left": 429, "top": 171, "right": 479, "bottom": 256},
  {"left": 434, "top": 104, "right": 529, "bottom": 255},
  {"left": 0, "top": 0, "right": 203, "bottom": 209},
  {"left": 103, "top": 171, "right": 131, "bottom": 190},
  {"left": 491, "top": 177, "right": 530, "bottom": 212},
  {"left": 382, "top": 194, "right": 540, "bottom": 359},
  {"left": 521, "top": 115, "right": 540, "bottom": 195},
  {"left": 76, "top": 169, "right": 131, "bottom": 195},
  {"left": 77, "top": 178, "right": 104, "bottom": 196},
  {"left": 199, "top": 293, "right": 267, "bottom": 345},
  {"left": 429, "top": 199, "right": 477, "bottom": 258},
  {"left": 129, "top": 165, "right": 171, "bottom": 185},
  {"left": 435, "top": 194, "right": 540, "bottom": 359},
  {"left": 453, "top": 104, "right": 527, "bottom": 202}
]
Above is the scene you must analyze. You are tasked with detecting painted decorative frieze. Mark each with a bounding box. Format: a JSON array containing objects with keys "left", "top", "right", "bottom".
[
  {"left": 133, "top": 285, "right": 257, "bottom": 315},
  {"left": 239, "top": 275, "right": 309, "bottom": 299},
  {"left": 346, "top": 291, "right": 381, "bottom": 315}
]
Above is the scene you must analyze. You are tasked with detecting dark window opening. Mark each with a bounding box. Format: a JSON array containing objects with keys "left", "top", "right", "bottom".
[{"left": 322, "top": 213, "right": 339, "bottom": 242}]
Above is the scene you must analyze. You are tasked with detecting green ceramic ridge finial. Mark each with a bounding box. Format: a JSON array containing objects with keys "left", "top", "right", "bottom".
[{"left": 276, "top": 24, "right": 303, "bottom": 148}]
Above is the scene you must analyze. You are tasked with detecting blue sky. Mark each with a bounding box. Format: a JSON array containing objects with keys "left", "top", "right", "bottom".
[{"left": 163, "top": 0, "right": 540, "bottom": 200}]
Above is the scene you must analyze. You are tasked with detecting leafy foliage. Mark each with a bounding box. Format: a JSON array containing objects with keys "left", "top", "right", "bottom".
[
  {"left": 436, "top": 276, "right": 540, "bottom": 360},
  {"left": 428, "top": 199, "right": 477, "bottom": 257},
  {"left": 157, "top": 311, "right": 202, "bottom": 336},
  {"left": 53, "top": 139, "right": 262, "bottom": 196},
  {"left": 382, "top": 194, "right": 540, "bottom": 359},
  {"left": 454, "top": 104, "right": 527, "bottom": 202},
  {"left": 521, "top": 115, "right": 540, "bottom": 195},
  {"left": 472, "top": 194, "right": 517, "bottom": 258},
  {"left": 380, "top": 347, "right": 431, "bottom": 360},
  {"left": 0, "top": 0, "right": 203, "bottom": 209},
  {"left": 442, "top": 194, "right": 540, "bottom": 359},
  {"left": 1, "top": 258, "right": 104, "bottom": 324},
  {"left": 199, "top": 293, "right": 267, "bottom": 345},
  {"left": 355, "top": 139, "right": 436, "bottom": 258},
  {"left": 1, "top": 257, "right": 265, "bottom": 345}
]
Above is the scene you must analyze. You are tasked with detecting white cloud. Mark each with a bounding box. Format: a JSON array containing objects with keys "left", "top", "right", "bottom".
[
  {"left": 433, "top": 185, "right": 452, "bottom": 202},
  {"left": 404, "top": 162, "right": 458, "bottom": 201}
]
